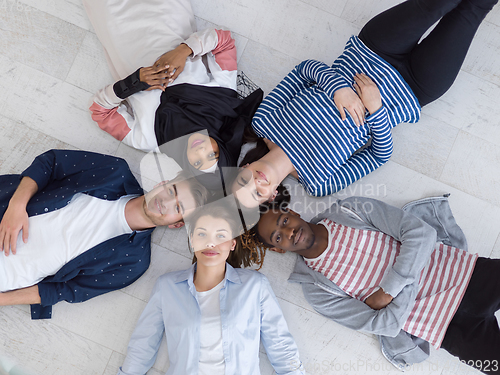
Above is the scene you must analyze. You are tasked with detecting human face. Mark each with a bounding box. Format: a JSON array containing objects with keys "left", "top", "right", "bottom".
[
  {"left": 257, "top": 209, "right": 316, "bottom": 252},
  {"left": 232, "top": 161, "right": 279, "bottom": 208},
  {"left": 192, "top": 215, "right": 236, "bottom": 267},
  {"left": 186, "top": 133, "right": 219, "bottom": 171},
  {"left": 143, "top": 179, "right": 197, "bottom": 226}
]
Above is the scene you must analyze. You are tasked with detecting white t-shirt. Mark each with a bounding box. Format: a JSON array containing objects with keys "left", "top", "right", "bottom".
[
  {"left": 197, "top": 279, "right": 225, "bottom": 375},
  {"left": 0, "top": 193, "right": 135, "bottom": 292}
]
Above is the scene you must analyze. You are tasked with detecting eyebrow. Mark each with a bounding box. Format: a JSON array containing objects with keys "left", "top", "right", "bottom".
[
  {"left": 237, "top": 177, "right": 246, "bottom": 188},
  {"left": 216, "top": 229, "right": 229, "bottom": 232},
  {"left": 269, "top": 213, "right": 283, "bottom": 243},
  {"left": 236, "top": 177, "right": 259, "bottom": 202},
  {"left": 173, "top": 184, "right": 185, "bottom": 214}
]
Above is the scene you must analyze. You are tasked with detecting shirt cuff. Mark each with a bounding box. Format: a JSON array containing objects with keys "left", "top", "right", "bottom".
[
  {"left": 379, "top": 269, "right": 407, "bottom": 298},
  {"left": 323, "top": 74, "right": 350, "bottom": 99},
  {"left": 184, "top": 28, "right": 218, "bottom": 57},
  {"left": 365, "top": 105, "right": 387, "bottom": 127}
]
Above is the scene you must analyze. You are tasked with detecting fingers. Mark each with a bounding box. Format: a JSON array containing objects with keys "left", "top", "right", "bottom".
[
  {"left": 10, "top": 232, "right": 16, "bottom": 255},
  {"left": 335, "top": 99, "right": 347, "bottom": 121},
  {"left": 354, "top": 73, "right": 373, "bottom": 86},
  {"left": 170, "top": 66, "right": 184, "bottom": 81},
  {"left": 3, "top": 232, "right": 10, "bottom": 256},
  {"left": 351, "top": 109, "right": 362, "bottom": 127},
  {"left": 22, "top": 222, "right": 29, "bottom": 244}
]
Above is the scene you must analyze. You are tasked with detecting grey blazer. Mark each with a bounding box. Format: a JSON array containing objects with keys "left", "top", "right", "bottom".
[{"left": 288, "top": 195, "right": 468, "bottom": 370}]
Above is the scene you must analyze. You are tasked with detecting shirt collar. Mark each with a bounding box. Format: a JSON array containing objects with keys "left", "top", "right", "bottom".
[{"left": 173, "top": 263, "right": 242, "bottom": 285}]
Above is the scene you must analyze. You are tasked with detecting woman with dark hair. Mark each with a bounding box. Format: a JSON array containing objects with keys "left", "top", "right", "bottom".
[
  {"left": 233, "top": 0, "right": 497, "bottom": 208},
  {"left": 117, "top": 201, "right": 304, "bottom": 375},
  {"left": 83, "top": 0, "right": 262, "bottom": 188}
]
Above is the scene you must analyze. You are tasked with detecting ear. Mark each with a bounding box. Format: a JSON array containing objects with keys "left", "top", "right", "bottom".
[
  {"left": 269, "top": 247, "right": 286, "bottom": 254},
  {"left": 230, "top": 239, "right": 236, "bottom": 251},
  {"left": 168, "top": 221, "right": 185, "bottom": 229},
  {"left": 267, "top": 190, "right": 278, "bottom": 202},
  {"left": 289, "top": 210, "right": 300, "bottom": 217},
  {"left": 241, "top": 163, "right": 249, "bottom": 169},
  {"left": 153, "top": 180, "right": 170, "bottom": 189}
]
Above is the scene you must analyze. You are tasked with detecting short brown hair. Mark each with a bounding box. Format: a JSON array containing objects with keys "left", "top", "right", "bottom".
[{"left": 170, "top": 170, "right": 209, "bottom": 212}]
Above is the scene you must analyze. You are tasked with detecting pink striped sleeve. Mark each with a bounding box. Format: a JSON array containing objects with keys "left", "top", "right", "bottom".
[
  {"left": 213, "top": 30, "right": 237, "bottom": 71},
  {"left": 89, "top": 102, "right": 130, "bottom": 141}
]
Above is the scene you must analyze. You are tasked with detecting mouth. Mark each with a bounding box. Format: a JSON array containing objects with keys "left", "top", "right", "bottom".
[
  {"left": 293, "top": 227, "right": 303, "bottom": 246},
  {"left": 191, "top": 139, "right": 204, "bottom": 149},
  {"left": 201, "top": 250, "right": 219, "bottom": 256},
  {"left": 155, "top": 198, "right": 162, "bottom": 215},
  {"left": 257, "top": 170, "right": 268, "bottom": 183}
]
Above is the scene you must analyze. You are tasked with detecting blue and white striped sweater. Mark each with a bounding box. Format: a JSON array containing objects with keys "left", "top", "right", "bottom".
[{"left": 252, "top": 36, "right": 420, "bottom": 196}]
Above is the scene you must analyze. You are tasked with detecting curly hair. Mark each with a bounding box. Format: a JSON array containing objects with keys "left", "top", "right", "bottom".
[
  {"left": 239, "top": 229, "right": 269, "bottom": 270},
  {"left": 238, "top": 201, "right": 289, "bottom": 269}
]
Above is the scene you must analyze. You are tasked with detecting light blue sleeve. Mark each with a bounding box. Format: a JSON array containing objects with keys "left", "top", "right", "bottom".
[
  {"left": 117, "top": 279, "right": 165, "bottom": 375},
  {"left": 259, "top": 275, "right": 305, "bottom": 375}
]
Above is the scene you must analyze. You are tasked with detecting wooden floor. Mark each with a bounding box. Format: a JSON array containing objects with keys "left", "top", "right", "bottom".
[{"left": 0, "top": 0, "right": 499, "bottom": 374}]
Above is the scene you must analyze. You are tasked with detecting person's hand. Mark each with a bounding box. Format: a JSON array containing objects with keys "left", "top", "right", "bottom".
[
  {"left": 139, "top": 65, "right": 171, "bottom": 91},
  {"left": 364, "top": 288, "right": 393, "bottom": 310},
  {"left": 333, "top": 87, "right": 366, "bottom": 126},
  {"left": 0, "top": 203, "right": 29, "bottom": 256},
  {"left": 154, "top": 44, "right": 193, "bottom": 83},
  {"left": 353, "top": 73, "right": 382, "bottom": 115}
]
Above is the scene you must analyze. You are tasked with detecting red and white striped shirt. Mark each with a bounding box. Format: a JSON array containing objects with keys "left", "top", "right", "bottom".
[{"left": 305, "top": 219, "right": 477, "bottom": 349}]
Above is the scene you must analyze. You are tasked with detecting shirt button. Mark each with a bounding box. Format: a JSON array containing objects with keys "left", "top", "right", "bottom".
[
  {"left": 44, "top": 208, "right": 48, "bottom": 212},
  {"left": 103, "top": 195, "right": 107, "bottom": 198}
]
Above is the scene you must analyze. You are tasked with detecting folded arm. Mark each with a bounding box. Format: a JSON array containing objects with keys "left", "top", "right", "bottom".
[
  {"left": 310, "top": 107, "right": 393, "bottom": 196},
  {"left": 301, "top": 280, "right": 417, "bottom": 337},
  {"left": 336, "top": 197, "right": 437, "bottom": 299}
]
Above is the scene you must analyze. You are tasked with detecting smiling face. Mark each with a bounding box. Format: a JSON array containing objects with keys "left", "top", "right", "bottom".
[
  {"left": 186, "top": 133, "right": 219, "bottom": 171},
  {"left": 143, "top": 179, "right": 198, "bottom": 226},
  {"left": 232, "top": 161, "right": 279, "bottom": 208},
  {"left": 191, "top": 215, "right": 236, "bottom": 267},
  {"left": 257, "top": 209, "right": 316, "bottom": 252}
]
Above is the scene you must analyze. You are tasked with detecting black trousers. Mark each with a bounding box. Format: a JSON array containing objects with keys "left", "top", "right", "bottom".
[
  {"left": 441, "top": 257, "right": 500, "bottom": 374},
  {"left": 358, "top": 0, "right": 497, "bottom": 106}
]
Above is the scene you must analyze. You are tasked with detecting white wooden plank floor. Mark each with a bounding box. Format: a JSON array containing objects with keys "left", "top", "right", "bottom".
[{"left": 1, "top": 0, "right": 499, "bottom": 374}]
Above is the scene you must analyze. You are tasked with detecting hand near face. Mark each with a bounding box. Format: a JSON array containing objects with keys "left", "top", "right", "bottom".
[
  {"left": 353, "top": 73, "right": 383, "bottom": 115},
  {"left": 364, "top": 288, "right": 393, "bottom": 310}
]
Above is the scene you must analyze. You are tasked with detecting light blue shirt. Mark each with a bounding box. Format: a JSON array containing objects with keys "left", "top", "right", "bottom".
[{"left": 118, "top": 264, "right": 305, "bottom": 375}]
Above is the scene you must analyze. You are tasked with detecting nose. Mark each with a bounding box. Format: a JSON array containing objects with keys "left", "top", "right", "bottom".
[
  {"left": 205, "top": 241, "right": 215, "bottom": 248},
  {"left": 284, "top": 226, "right": 294, "bottom": 240}
]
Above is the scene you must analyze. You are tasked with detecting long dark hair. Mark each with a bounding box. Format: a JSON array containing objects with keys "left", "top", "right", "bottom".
[{"left": 238, "top": 125, "right": 290, "bottom": 208}]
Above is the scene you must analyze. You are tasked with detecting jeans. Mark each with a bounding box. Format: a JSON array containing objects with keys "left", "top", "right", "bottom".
[
  {"left": 441, "top": 257, "right": 500, "bottom": 374},
  {"left": 359, "top": 0, "right": 497, "bottom": 106}
]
